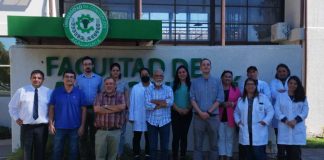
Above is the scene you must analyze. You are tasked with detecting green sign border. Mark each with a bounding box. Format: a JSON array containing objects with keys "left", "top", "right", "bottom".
[
  {"left": 7, "top": 16, "right": 161, "bottom": 41},
  {"left": 64, "top": 3, "right": 109, "bottom": 48}
]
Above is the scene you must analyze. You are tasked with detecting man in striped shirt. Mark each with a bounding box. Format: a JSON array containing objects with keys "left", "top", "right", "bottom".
[
  {"left": 145, "top": 69, "right": 174, "bottom": 160},
  {"left": 93, "top": 77, "right": 126, "bottom": 160}
]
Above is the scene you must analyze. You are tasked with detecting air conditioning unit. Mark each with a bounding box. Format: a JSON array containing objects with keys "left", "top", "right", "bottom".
[{"left": 271, "top": 22, "right": 290, "bottom": 42}]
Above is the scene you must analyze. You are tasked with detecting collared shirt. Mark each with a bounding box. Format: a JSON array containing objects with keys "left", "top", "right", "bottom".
[
  {"left": 190, "top": 76, "right": 224, "bottom": 114},
  {"left": 145, "top": 84, "right": 174, "bottom": 127},
  {"left": 94, "top": 91, "right": 126, "bottom": 129},
  {"left": 76, "top": 73, "right": 102, "bottom": 106},
  {"left": 8, "top": 85, "right": 52, "bottom": 124},
  {"left": 49, "top": 86, "right": 86, "bottom": 129}
]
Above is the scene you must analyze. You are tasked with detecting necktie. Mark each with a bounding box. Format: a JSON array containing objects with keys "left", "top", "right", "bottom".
[{"left": 33, "top": 88, "right": 39, "bottom": 120}]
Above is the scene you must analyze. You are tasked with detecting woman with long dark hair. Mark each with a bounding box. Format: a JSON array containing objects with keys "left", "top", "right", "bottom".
[
  {"left": 275, "top": 76, "right": 308, "bottom": 160},
  {"left": 110, "top": 63, "right": 129, "bottom": 158},
  {"left": 234, "top": 78, "right": 274, "bottom": 160},
  {"left": 171, "top": 65, "right": 192, "bottom": 160},
  {"left": 270, "top": 63, "right": 291, "bottom": 157},
  {"left": 218, "top": 70, "right": 241, "bottom": 160}
]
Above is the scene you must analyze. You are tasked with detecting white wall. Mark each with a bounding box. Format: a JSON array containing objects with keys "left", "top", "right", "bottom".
[
  {"left": 305, "top": 0, "right": 324, "bottom": 136},
  {"left": 9, "top": 45, "right": 303, "bottom": 150}
]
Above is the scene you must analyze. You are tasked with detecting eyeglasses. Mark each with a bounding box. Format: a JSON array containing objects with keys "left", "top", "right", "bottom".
[
  {"left": 64, "top": 75, "right": 75, "bottom": 79},
  {"left": 246, "top": 83, "right": 255, "bottom": 86}
]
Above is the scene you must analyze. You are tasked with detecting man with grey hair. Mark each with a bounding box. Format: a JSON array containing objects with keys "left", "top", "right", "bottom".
[
  {"left": 190, "top": 58, "right": 224, "bottom": 160},
  {"left": 145, "top": 69, "right": 174, "bottom": 160}
]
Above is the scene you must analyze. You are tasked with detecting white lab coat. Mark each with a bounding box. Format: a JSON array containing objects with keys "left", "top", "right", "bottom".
[
  {"left": 234, "top": 94, "right": 274, "bottom": 146},
  {"left": 274, "top": 92, "right": 308, "bottom": 145},
  {"left": 270, "top": 78, "right": 289, "bottom": 128},
  {"left": 270, "top": 78, "right": 289, "bottom": 103},
  {"left": 257, "top": 80, "right": 271, "bottom": 100},
  {"left": 128, "top": 82, "right": 152, "bottom": 131}
]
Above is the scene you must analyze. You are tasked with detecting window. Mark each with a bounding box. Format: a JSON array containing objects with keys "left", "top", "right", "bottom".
[
  {"left": 0, "top": 38, "right": 15, "bottom": 96},
  {"left": 61, "top": 0, "right": 284, "bottom": 44}
]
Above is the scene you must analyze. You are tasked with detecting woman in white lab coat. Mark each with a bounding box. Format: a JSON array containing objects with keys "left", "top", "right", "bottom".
[
  {"left": 275, "top": 76, "right": 308, "bottom": 160},
  {"left": 270, "top": 64, "right": 291, "bottom": 129},
  {"left": 234, "top": 78, "right": 274, "bottom": 160}
]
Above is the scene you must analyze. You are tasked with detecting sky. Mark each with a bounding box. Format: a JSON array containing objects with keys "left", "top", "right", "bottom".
[{"left": 0, "top": 37, "right": 16, "bottom": 51}]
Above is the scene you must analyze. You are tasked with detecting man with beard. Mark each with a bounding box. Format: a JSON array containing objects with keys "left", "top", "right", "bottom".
[
  {"left": 145, "top": 69, "right": 174, "bottom": 160},
  {"left": 76, "top": 56, "right": 103, "bottom": 160},
  {"left": 129, "top": 67, "right": 152, "bottom": 160},
  {"left": 9, "top": 70, "right": 52, "bottom": 160}
]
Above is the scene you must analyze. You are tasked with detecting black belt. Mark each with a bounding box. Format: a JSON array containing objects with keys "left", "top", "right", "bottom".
[
  {"left": 22, "top": 123, "right": 48, "bottom": 127},
  {"left": 194, "top": 112, "right": 217, "bottom": 117},
  {"left": 86, "top": 105, "right": 93, "bottom": 109},
  {"left": 98, "top": 127, "right": 120, "bottom": 131}
]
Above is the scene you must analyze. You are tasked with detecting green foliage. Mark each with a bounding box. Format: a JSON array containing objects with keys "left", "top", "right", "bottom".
[
  {"left": 0, "top": 126, "right": 11, "bottom": 139},
  {"left": 231, "top": 75, "right": 241, "bottom": 87},
  {"left": 0, "top": 41, "right": 10, "bottom": 87},
  {"left": 305, "top": 137, "right": 324, "bottom": 148}
]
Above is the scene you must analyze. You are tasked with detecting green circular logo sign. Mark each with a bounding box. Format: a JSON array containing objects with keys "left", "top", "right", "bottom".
[{"left": 64, "top": 3, "right": 108, "bottom": 48}]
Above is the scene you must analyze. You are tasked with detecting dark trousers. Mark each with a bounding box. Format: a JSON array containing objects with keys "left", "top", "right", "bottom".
[
  {"left": 147, "top": 122, "right": 170, "bottom": 160},
  {"left": 53, "top": 129, "right": 79, "bottom": 160},
  {"left": 171, "top": 110, "right": 192, "bottom": 159},
  {"left": 239, "top": 144, "right": 266, "bottom": 160},
  {"left": 21, "top": 123, "right": 48, "bottom": 160},
  {"left": 277, "top": 144, "right": 302, "bottom": 160},
  {"left": 79, "top": 109, "right": 96, "bottom": 160},
  {"left": 133, "top": 131, "right": 150, "bottom": 156}
]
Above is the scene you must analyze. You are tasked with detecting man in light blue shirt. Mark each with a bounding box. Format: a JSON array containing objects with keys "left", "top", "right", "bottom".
[
  {"left": 76, "top": 56, "right": 102, "bottom": 160},
  {"left": 145, "top": 69, "right": 174, "bottom": 160},
  {"left": 190, "top": 58, "right": 224, "bottom": 160}
]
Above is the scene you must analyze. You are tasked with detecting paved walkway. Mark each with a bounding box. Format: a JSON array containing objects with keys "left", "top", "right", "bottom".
[
  {"left": 0, "top": 139, "right": 324, "bottom": 160},
  {"left": 0, "top": 139, "right": 11, "bottom": 160}
]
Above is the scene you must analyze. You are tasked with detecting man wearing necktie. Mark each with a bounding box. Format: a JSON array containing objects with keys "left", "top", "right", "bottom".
[{"left": 8, "top": 70, "right": 52, "bottom": 160}]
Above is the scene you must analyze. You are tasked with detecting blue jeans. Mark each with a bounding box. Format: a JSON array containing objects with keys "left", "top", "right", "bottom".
[
  {"left": 147, "top": 122, "right": 170, "bottom": 160},
  {"left": 52, "top": 129, "right": 79, "bottom": 160}
]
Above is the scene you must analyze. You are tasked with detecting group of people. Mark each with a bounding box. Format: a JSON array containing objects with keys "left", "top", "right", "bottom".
[{"left": 8, "top": 56, "right": 308, "bottom": 160}]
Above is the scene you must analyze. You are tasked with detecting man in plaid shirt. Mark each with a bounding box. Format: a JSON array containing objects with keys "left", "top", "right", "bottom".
[{"left": 93, "top": 77, "right": 126, "bottom": 160}]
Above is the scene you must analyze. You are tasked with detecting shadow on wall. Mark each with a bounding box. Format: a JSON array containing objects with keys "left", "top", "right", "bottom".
[{"left": 0, "top": 0, "right": 32, "bottom": 11}]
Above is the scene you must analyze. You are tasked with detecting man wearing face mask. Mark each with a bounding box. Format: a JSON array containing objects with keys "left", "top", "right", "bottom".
[
  {"left": 145, "top": 69, "right": 174, "bottom": 160},
  {"left": 129, "top": 67, "right": 152, "bottom": 160}
]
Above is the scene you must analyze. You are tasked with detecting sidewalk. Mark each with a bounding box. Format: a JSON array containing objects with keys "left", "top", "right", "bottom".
[
  {"left": 1, "top": 139, "right": 324, "bottom": 160},
  {"left": 0, "top": 139, "right": 11, "bottom": 160}
]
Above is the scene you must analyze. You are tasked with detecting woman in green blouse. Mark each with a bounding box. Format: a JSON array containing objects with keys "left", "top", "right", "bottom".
[{"left": 171, "top": 65, "right": 192, "bottom": 160}]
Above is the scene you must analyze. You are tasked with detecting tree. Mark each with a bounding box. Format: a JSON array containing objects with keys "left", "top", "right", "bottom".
[{"left": 0, "top": 41, "right": 10, "bottom": 89}]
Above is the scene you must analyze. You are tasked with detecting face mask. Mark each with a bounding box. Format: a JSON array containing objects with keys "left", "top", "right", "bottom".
[{"left": 141, "top": 76, "right": 150, "bottom": 83}]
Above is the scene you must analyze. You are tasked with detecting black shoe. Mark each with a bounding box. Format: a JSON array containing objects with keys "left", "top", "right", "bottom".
[{"left": 145, "top": 154, "right": 151, "bottom": 160}]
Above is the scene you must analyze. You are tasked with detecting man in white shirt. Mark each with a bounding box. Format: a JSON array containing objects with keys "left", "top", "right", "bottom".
[
  {"left": 246, "top": 66, "right": 271, "bottom": 99},
  {"left": 8, "top": 70, "right": 52, "bottom": 160},
  {"left": 129, "top": 67, "right": 152, "bottom": 160}
]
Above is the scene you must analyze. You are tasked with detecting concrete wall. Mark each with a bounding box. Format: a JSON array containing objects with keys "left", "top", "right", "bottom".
[
  {"left": 0, "top": 96, "right": 11, "bottom": 127},
  {"left": 305, "top": 0, "right": 324, "bottom": 136},
  {"left": 9, "top": 45, "right": 303, "bottom": 150}
]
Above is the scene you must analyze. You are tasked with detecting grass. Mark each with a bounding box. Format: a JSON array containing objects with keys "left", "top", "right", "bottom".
[{"left": 305, "top": 137, "right": 324, "bottom": 148}]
